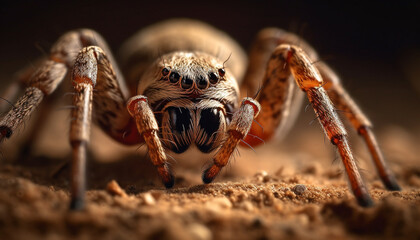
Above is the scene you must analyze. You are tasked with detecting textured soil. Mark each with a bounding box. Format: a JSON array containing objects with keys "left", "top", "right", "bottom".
[{"left": 0, "top": 108, "right": 419, "bottom": 240}]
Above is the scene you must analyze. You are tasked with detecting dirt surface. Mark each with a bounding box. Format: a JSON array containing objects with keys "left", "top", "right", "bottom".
[{"left": 0, "top": 106, "right": 419, "bottom": 240}]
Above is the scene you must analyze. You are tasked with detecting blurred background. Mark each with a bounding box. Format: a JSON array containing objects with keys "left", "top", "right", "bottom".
[{"left": 0, "top": 0, "right": 419, "bottom": 130}]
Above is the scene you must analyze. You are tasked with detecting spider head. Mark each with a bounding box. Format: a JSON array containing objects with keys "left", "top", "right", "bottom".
[
  {"left": 138, "top": 51, "right": 239, "bottom": 104},
  {"left": 138, "top": 51, "right": 239, "bottom": 155}
]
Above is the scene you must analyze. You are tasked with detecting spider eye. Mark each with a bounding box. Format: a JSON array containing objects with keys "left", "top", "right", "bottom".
[
  {"left": 169, "top": 72, "right": 181, "bottom": 83},
  {"left": 181, "top": 76, "right": 194, "bottom": 89},
  {"left": 218, "top": 68, "right": 225, "bottom": 77},
  {"left": 209, "top": 72, "right": 219, "bottom": 84},
  {"left": 197, "top": 75, "right": 208, "bottom": 89},
  {"left": 162, "top": 67, "right": 170, "bottom": 76}
]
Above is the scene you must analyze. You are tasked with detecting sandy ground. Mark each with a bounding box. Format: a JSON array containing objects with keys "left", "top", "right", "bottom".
[{"left": 0, "top": 106, "right": 419, "bottom": 240}]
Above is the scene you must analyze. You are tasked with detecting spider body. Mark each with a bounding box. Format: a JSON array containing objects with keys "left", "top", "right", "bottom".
[
  {"left": 120, "top": 20, "right": 246, "bottom": 156},
  {"left": 0, "top": 19, "right": 400, "bottom": 210}
]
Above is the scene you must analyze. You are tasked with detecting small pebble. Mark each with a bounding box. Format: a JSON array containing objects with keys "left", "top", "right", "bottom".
[
  {"left": 254, "top": 171, "right": 268, "bottom": 182},
  {"left": 142, "top": 192, "right": 156, "bottom": 205},
  {"left": 274, "top": 203, "right": 284, "bottom": 212},
  {"left": 285, "top": 190, "right": 296, "bottom": 198},
  {"left": 251, "top": 217, "right": 265, "bottom": 228},
  {"left": 210, "top": 197, "right": 232, "bottom": 209},
  {"left": 187, "top": 223, "right": 212, "bottom": 240},
  {"left": 205, "top": 197, "right": 232, "bottom": 215},
  {"left": 292, "top": 184, "right": 307, "bottom": 195},
  {"left": 239, "top": 201, "right": 254, "bottom": 212},
  {"left": 106, "top": 180, "right": 128, "bottom": 197}
]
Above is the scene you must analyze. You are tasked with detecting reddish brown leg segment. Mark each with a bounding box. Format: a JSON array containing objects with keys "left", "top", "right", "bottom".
[
  {"left": 243, "top": 28, "right": 317, "bottom": 145},
  {"left": 359, "top": 126, "right": 400, "bottom": 190},
  {"left": 127, "top": 96, "right": 174, "bottom": 188},
  {"left": 307, "top": 88, "right": 373, "bottom": 206},
  {"left": 318, "top": 63, "right": 400, "bottom": 190},
  {"left": 203, "top": 98, "right": 261, "bottom": 183},
  {"left": 285, "top": 45, "right": 374, "bottom": 206},
  {"left": 248, "top": 43, "right": 373, "bottom": 206}
]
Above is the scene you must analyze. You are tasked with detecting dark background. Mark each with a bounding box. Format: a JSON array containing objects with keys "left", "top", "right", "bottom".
[{"left": 0, "top": 0, "right": 419, "bottom": 128}]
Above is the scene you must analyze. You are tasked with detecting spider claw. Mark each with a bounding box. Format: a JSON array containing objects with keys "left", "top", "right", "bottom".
[
  {"left": 383, "top": 177, "right": 402, "bottom": 191},
  {"left": 157, "top": 165, "right": 175, "bottom": 189},
  {"left": 202, "top": 164, "right": 220, "bottom": 184},
  {"left": 69, "top": 197, "right": 85, "bottom": 211},
  {"left": 162, "top": 173, "right": 175, "bottom": 189},
  {"left": 357, "top": 194, "right": 374, "bottom": 208}
]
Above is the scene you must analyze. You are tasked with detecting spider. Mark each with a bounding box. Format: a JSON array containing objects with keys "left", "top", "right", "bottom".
[{"left": 0, "top": 19, "right": 400, "bottom": 210}]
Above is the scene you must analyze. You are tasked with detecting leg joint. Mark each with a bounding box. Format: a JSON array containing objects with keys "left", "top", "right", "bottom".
[
  {"left": 70, "top": 140, "right": 88, "bottom": 148},
  {"left": 357, "top": 125, "right": 370, "bottom": 135},
  {"left": 330, "top": 134, "right": 346, "bottom": 145}
]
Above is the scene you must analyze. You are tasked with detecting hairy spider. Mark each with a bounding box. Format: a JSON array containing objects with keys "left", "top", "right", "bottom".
[{"left": 0, "top": 19, "right": 400, "bottom": 210}]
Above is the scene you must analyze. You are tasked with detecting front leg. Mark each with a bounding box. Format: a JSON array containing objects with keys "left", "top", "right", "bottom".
[
  {"left": 69, "top": 45, "right": 144, "bottom": 209},
  {"left": 127, "top": 96, "right": 174, "bottom": 188},
  {"left": 203, "top": 98, "right": 261, "bottom": 183}
]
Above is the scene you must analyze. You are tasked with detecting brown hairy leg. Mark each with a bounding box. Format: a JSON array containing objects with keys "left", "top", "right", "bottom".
[
  {"left": 318, "top": 63, "right": 401, "bottom": 191},
  {"left": 242, "top": 28, "right": 318, "bottom": 144},
  {"left": 242, "top": 27, "right": 400, "bottom": 206},
  {"left": 0, "top": 59, "right": 66, "bottom": 142},
  {"left": 0, "top": 30, "right": 137, "bottom": 210},
  {"left": 127, "top": 95, "right": 174, "bottom": 188},
  {"left": 242, "top": 27, "right": 376, "bottom": 206},
  {"left": 202, "top": 98, "right": 261, "bottom": 183}
]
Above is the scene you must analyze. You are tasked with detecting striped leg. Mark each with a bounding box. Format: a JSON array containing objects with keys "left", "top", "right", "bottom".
[
  {"left": 243, "top": 40, "right": 374, "bottom": 206},
  {"left": 317, "top": 62, "right": 401, "bottom": 191}
]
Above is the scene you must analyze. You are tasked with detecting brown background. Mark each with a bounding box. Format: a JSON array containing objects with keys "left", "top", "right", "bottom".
[{"left": 0, "top": 0, "right": 419, "bottom": 128}]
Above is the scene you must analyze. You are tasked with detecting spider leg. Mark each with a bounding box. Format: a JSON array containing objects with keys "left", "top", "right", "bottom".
[
  {"left": 241, "top": 28, "right": 394, "bottom": 206},
  {"left": 0, "top": 30, "right": 141, "bottom": 210},
  {"left": 70, "top": 41, "right": 145, "bottom": 209},
  {"left": 202, "top": 98, "right": 260, "bottom": 183},
  {"left": 0, "top": 57, "right": 46, "bottom": 113},
  {"left": 241, "top": 28, "right": 319, "bottom": 143},
  {"left": 0, "top": 57, "right": 62, "bottom": 158},
  {"left": 295, "top": 45, "right": 373, "bottom": 206},
  {"left": 241, "top": 28, "right": 318, "bottom": 97},
  {"left": 0, "top": 59, "right": 66, "bottom": 142},
  {"left": 127, "top": 96, "right": 174, "bottom": 188},
  {"left": 241, "top": 28, "right": 376, "bottom": 206},
  {"left": 317, "top": 63, "right": 401, "bottom": 191}
]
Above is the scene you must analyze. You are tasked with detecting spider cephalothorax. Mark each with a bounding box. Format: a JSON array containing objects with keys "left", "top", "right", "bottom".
[{"left": 139, "top": 52, "right": 239, "bottom": 154}]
